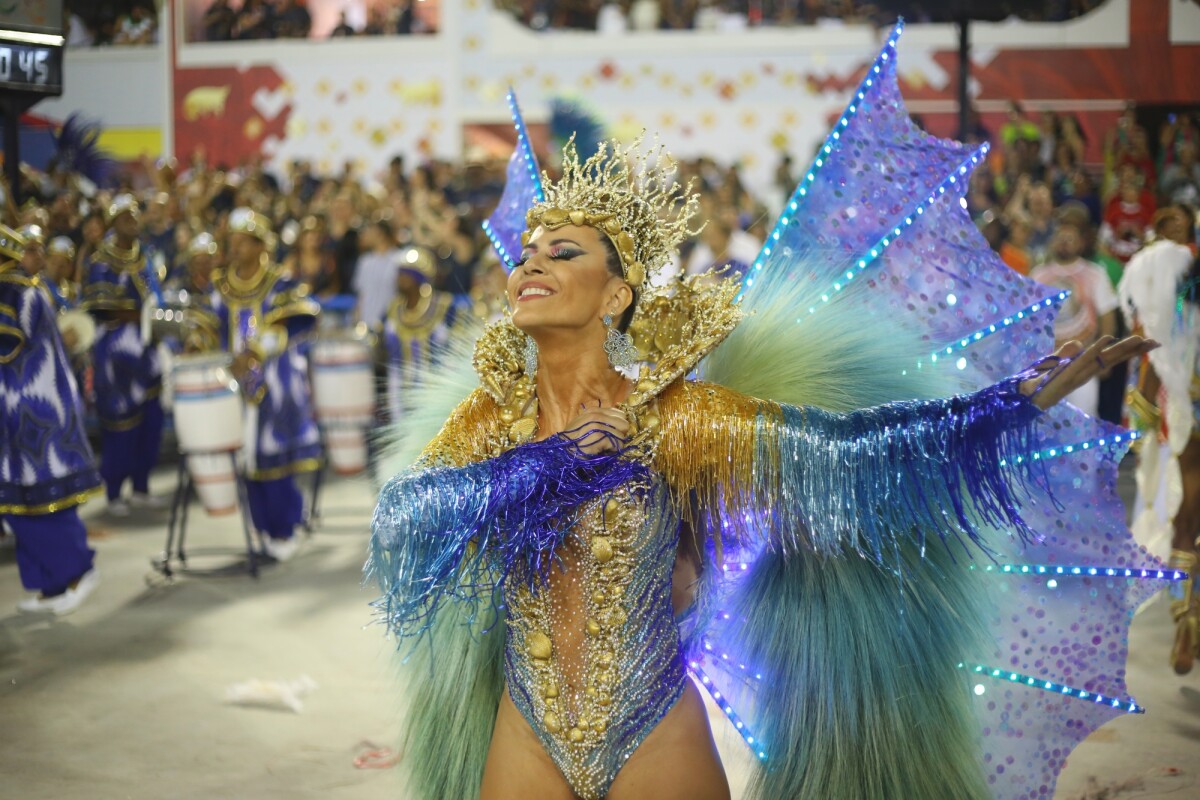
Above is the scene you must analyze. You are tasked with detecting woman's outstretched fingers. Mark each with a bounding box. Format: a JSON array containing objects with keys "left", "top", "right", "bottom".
[{"left": 1026, "top": 335, "right": 1159, "bottom": 410}]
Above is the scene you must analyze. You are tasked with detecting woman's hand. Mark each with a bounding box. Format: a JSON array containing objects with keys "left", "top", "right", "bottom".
[
  {"left": 1020, "top": 336, "right": 1159, "bottom": 411},
  {"left": 560, "top": 401, "right": 630, "bottom": 456}
]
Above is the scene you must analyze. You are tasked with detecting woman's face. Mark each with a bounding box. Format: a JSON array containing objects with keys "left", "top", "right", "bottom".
[{"left": 506, "top": 223, "right": 630, "bottom": 335}]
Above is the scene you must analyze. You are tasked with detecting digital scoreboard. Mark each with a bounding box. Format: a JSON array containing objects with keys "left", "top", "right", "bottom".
[{"left": 0, "top": 0, "right": 65, "bottom": 96}]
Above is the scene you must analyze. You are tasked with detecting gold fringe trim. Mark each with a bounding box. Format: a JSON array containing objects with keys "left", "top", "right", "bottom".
[
  {"left": 417, "top": 388, "right": 504, "bottom": 467},
  {"left": 247, "top": 457, "right": 323, "bottom": 482},
  {"left": 0, "top": 485, "right": 103, "bottom": 516},
  {"left": 652, "top": 380, "right": 781, "bottom": 551}
]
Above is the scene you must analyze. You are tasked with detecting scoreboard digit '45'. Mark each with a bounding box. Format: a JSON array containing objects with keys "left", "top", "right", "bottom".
[{"left": 0, "top": 0, "right": 65, "bottom": 97}]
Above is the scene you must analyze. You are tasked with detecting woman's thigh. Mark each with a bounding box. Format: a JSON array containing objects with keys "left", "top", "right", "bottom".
[
  {"left": 607, "top": 680, "right": 731, "bottom": 800},
  {"left": 480, "top": 688, "right": 578, "bottom": 800}
]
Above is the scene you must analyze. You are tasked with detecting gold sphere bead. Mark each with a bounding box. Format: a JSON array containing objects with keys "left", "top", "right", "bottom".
[
  {"left": 609, "top": 585, "right": 625, "bottom": 599},
  {"left": 544, "top": 683, "right": 559, "bottom": 699},
  {"left": 642, "top": 415, "right": 660, "bottom": 431},
  {"left": 597, "top": 691, "right": 612, "bottom": 707},
  {"left": 593, "top": 719, "right": 607, "bottom": 733},
  {"left": 526, "top": 631, "right": 553, "bottom": 660},
  {"left": 591, "top": 536, "right": 614, "bottom": 563},
  {"left": 591, "top": 590, "right": 606, "bottom": 605},
  {"left": 568, "top": 727, "right": 584, "bottom": 743},
  {"left": 586, "top": 618, "right": 602, "bottom": 636},
  {"left": 595, "top": 650, "right": 614, "bottom": 667},
  {"left": 544, "top": 712, "right": 562, "bottom": 733},
  {"left": 499, "top": 407, "right": 517, "bottom": 424}
]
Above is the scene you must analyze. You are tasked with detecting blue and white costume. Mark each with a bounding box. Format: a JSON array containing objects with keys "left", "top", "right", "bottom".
[
  {"left": 82, "top": 219, "right": 164, "bottom": 504},
  {"left": 192, "top": 258, "right": 322, "bottom": 542},
  {"left": 0, "top": 227, "right": 99, "bottom": 601}
]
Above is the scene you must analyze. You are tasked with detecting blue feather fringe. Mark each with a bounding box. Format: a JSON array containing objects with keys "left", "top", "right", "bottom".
[
  {"left": 757, "top": 376, "right": 1047, "bottom": 562},
  {"left": 53, "top": 113, "right": 115, "bottom": 187},
  {"left": 367, "top": 435, "right": 649, "bottom": 642},
  {"left": 549, "top": 97, "right": 605, "bottom": 163}
]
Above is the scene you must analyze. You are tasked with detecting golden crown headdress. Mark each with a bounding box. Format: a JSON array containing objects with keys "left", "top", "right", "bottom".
[{"left": 523, "top": 136, "right": 701, "bottom": 288}]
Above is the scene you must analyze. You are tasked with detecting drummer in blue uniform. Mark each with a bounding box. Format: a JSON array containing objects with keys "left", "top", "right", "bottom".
[
  {"left": 0, "top": 224, "right": 102, "bottom": 615},
  {"left": 382, "top": 245, "right": 471, "bottom": 420},
  {"left": 191, "top": 209, "right": 322, "bottom": 562},
  {"left": 82, "top": 194, "right": 167, "bottom": 517}
]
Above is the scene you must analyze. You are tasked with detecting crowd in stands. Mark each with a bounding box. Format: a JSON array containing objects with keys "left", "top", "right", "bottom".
[
  {"left": 963, "top": 104, "right": 1198, "bottom": 285},
  {"left": 197, "top": 0, "right": 436, "bottom": 41},
  {"left": 66, "top": 0, "right": 159, "bottom": 46},
  {"left": 499, "top": 0, "right": 1109, "bottom": 32}
]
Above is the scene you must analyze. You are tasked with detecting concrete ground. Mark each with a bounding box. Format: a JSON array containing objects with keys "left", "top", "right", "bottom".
[{"left": 1, "top": 463, "right": 1197, "bottom": 800}]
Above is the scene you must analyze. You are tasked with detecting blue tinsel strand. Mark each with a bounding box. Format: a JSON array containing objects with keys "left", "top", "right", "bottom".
[{"left": 366, "top": 435, "right": 649, "bottom": 642}]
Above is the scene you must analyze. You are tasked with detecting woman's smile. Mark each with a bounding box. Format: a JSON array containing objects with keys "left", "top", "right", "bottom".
[{"left": 517, "top": 281, "right": 556, "bottom": 301}]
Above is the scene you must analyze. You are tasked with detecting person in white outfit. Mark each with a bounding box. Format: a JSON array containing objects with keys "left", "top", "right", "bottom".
[{"left": 1118, "top": 203, "right": 1200, "bottom": 674}]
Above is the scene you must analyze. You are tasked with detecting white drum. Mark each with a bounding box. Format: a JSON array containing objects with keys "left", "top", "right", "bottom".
[
  {"left": 172, "top": 354, "right": 244, "bottom": 515},
  {"left": 310, "top": 335, "right": 375, "bottom": 476},
  {"left": 185, "top": 453, "right": 239, "bottom": 516},
  {"left": 323, "top": 425, "right": 369, "bottom": 476}
]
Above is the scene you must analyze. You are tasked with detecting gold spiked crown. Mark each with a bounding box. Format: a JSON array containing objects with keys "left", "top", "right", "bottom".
[{"left": 523, "top": 136, "right": 701, "bottom": 288}]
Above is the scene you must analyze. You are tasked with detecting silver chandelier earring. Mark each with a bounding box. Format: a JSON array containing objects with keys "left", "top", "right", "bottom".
[
  {"left": 603, "top": 313, "right": 637, "bottom": 370},
  {"left": 524, "top": 335, "right": 538, "bottom": 380}
]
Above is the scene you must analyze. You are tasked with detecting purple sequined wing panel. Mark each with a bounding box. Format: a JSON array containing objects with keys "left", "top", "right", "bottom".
[
  {"left": 863, "top": 192, "right": 1063, "bottom": 387},
  {"left": 712, "top": 19, "right": 1170, "bottom": 800},
  {"left": 964, "top": 405, "right": 1164, "bottom": 800},
  {"left": 741, "top": 23, "right": 972, "bottom": 300},
  {"left": 482, "top": 90, "right": 544, "bottom": 269}
]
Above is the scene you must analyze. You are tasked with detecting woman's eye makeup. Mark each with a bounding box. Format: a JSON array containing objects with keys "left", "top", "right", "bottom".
[{"left": 547, "top": 247, "right": 582, "bottom": 260}]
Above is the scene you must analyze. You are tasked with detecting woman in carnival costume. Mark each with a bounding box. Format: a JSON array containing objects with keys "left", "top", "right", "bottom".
[
  {"left": 368, "top": 26, "right": 1173, "bottom": 800},
  {"left": 1119, "top": 203, "right": 1200, "bottom": 674},
  {"left": 0, "top": 225, "right": 101, "bottom": 615}
]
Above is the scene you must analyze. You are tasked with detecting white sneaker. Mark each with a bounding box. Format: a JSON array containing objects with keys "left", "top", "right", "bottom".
[
  {"left": 130, "top": 492, "right": 167, "bottom": 510},
  {"left": 107, "top": 499, "right": 130, "bottom": 517},
  {"left": 262, "top": 536, "right": 300, "bottom": 563},
  {"left": 16, "top": 569, "right": 99, "bottom": 616}
]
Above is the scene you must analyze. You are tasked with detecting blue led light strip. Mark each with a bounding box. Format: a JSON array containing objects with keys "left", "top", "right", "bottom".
[
  {"left": 739, "top": 20, "right": 905, "bottom": 300},
  {"left": 958, "top": 662, "right": 1144, "bottom": 714},
  {"left": 689, "top": 663, "right": 767, "bottom": 760},
  {"left": 483, "top": 88, "right": 545, "bottom": 270},
  {"left": 699, "top": 638, "right": 765, "bottom": 681},
  {"left": 781, "top": 143, "right": 990, "bottom": 317},
  {"left": 1000, "top": 430, "right": 1141, "bottom": 468},
  {"left": 923, "top": 291, "right": 1068, "bottom": 369},
  {"left": 968, "top": 563, "right": 1188, "bottom": 581},
  {"left": 480, "top": 220, "right": 512, "bottom": 268}
]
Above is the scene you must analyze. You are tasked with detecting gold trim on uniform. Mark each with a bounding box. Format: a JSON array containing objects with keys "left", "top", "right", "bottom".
[
  {"left": 247, "top": 457, "right": 322, "bottom": 482},
  {"left": 0, "top": 485, "right": 103, "bottom": 516}
]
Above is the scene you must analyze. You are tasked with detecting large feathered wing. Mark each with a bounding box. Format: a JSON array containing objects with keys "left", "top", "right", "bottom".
[{"left": 691, "top": 20, "right": 1173, "bottom": 800}]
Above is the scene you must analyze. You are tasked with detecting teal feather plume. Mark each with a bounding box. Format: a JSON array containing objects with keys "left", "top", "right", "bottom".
[
  {"left": 697, "top": 269, "right": 1000, "bottom": 798},
  {"left": 373, "top": 319, "right": 485, "bottom": 480},
  {"left": 370, "top": 318, "right": 506, "bottom": 799},
  {"left": 393, "top": 596, "right": 506, "bottom": 800},
  {"left": 701, "top": 269, "right": 964, "bottom": 410}
]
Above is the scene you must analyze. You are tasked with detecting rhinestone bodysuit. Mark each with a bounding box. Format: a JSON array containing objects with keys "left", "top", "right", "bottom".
[{"left": 505, "top": 476, "right": 684, "bottom": 799}]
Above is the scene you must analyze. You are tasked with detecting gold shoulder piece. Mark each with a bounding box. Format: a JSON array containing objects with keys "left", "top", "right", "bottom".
[
  {"left": 625, "top": 273, "right": 743, "bottom": 408},
  {"left": 419, "top": 387, "right": 505, "bottom": 467},
  {"left": 472, "top": 318, "right": 528, "bottom": 404}
]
